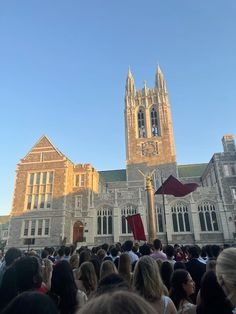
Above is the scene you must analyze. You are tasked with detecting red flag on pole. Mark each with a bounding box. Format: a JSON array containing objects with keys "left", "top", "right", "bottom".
[
  {"left": 155, "top": 175, "right": 198, "bottom": 197},
  {"left": 126, "top": 214, "right": 146, "bottom": 241}
]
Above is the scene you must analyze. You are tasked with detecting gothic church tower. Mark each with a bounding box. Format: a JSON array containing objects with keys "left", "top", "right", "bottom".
[{"left": 125, "top": 66, "right": 176, "bottom": 180}]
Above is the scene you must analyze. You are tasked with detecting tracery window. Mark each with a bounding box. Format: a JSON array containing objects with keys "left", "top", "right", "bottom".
[
  {"left": 198, "top": 202, "right": 219, "bottom": 231},
  {"left": 121, "top": 205, "right": 137, "bottom": 234},
  {"left": 97, "top": 207, "right": 113, "bottom": 235},
  {"left": 22, "top": 219, "right": 50, "bottom": 237},
  {"left": 151, "top": 107, "right": 158, "bottom": 136},
  {"left": 138, "top": 109, "right": 146, "bottom": 138},
  {"left": 171, "top": 203, "right": 191, "bottom": 232},
  {"left": 156, "top": 205, "right": 164, "bottom": 232}
]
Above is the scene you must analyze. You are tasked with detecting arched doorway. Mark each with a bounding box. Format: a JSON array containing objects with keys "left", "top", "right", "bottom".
[{"left": 73, "top": 221, "right": 84, "bottom": 244}]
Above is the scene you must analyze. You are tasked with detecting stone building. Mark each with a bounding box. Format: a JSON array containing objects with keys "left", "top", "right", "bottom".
[{"left": 7, "top": 67, "right": 236, "bottom": 249}]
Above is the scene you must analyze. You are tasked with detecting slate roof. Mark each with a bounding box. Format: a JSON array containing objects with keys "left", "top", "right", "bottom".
[
  {"left": 99, "top": 169, "right": 127, "bottom": 182},
  {"left": 177, "top": 163, "right": 208, "bottom": 178}
]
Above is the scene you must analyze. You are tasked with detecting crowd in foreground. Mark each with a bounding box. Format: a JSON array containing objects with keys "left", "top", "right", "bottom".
[{"left": 0, "top": 240, "right": 235, "bottom": 314}]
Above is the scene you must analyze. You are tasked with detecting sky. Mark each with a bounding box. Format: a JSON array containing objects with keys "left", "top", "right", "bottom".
[{"left": 0, "top": 1, "right": 236, "bottom": 215}]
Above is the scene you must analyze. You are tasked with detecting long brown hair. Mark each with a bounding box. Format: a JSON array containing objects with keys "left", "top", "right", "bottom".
[
  {"left": 78, "top": 262, "right": 97, "bottom": 296},
  {"left": 118, "top": 253, "right": 132, "bottom": 284}
]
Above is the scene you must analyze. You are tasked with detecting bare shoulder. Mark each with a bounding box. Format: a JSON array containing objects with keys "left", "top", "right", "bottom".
[{"left": 166, "top": 297, "right": 177, "bottom": 314}]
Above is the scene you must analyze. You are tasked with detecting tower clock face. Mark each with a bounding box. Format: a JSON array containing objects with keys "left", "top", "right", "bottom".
[{"left": 142, "top": 141, "right": 157, "bottom": 156}]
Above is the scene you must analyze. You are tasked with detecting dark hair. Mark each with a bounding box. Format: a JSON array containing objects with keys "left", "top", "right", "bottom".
[
  {"left": 211, "top": 245, "right": 221, "bottom": 259},
  {"left": 58, "top": 247, "right": 65, "bottom": 257},
  {"left": 14, "top": 256, "right": 42, "bottom": 292},
  {"left": 123, "top": 240, "right": 133, "bottom": 252},
  {"left": 153, "top": 239, "right": 162, "bottom": 250},
  {"left": 64, "top": 246, "right": 71, "bottom": 257},
  {"left": 0, "top": 266, "right": 18, "bottom": 310},
  {"left": 90, "top": 258, "right": 101, "bottom": 281},
  {"left": 139, "top": 244, "right": 151, "bottom": 256},
  {"left": 101, "top": 243, "right": 109, "bottom": 252},
  {"left": 79, "top": 249, "right": 91, "bottom": 267},
  {"left": 51, "top": 260, "right": 78, "bottom": 313},
  {"left": 187, "top": 245, "right": 199, "bottom": 259},
  {"left": 1, "top": 291, "right": 58, "bottom": 314},
  {"left": 196, "top": 271, "right": 232, "bottom": 314},
  {"left": 41, "top": 249, "right": 49, "bottom": 259},
  {"left": 205, "top": 245, "right": 213, "bottom": 258},
  {"left": 169, "top": 269, "right": 190, "bottom": 309},
  {"left": 4, "top": 247, "right": 22, "bottom": 266},
  {"left": 110, "top": 247, "right": 119, "bottom": 257},
  {"left": 160, "top": 261, "right": 173, "bottom": 291},
  {"left": 165, "top": 245, "right": 175, "bottom": 258},
  {"left": 174, "top": 261, "right": 186, "bottom": 271},
  {"left": 96, "top": 273, "right": 129, "bottom": 295}
]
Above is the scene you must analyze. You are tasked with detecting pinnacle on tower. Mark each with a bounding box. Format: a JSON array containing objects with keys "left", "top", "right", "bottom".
[
  {"left": 155, "top": 65, "right": 167, "bottom": 93},
  {"left": 125, "top": 67, "right": 136, "bottom": 96}
]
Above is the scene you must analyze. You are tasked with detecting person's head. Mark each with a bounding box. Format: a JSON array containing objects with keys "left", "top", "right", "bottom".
[
  {"left": 187, "top": 245, "right": 199, "bottom": 259},
  {"left": 41, "top": 249, "right": 49, "bottom": 259},
  {"left": 78, "top": 290, "right": 157, "bottom": 314},
  {"left": 51, "top": 260, "right": 78, "bottom": 312},
  {"left": 110, "top": 247, "right": 119, "bottom": 258},
  {"left": 100, "top": 260, "right": 117, "bottom": 281},
  {"left": 97, "top": 249, "right": 106, "bottom": 262},
  {"left": 153, "top": 239, "right": 162, "bottom": 251},
  {"left": 174, "top": 261, "right": 186, "bottom": 271},
  {"left": 4, "top": 247, "right": 22, "bottom": 267},
  {"left": 57, "top": 247, "right": 65, "bottom": 258},
  {"left": 78, "top": 262, "right": 97, "bottom": 295},
  {"left": 14, "top": 256, "right": 42, "bottom": 293},
  {"left": 139, "top": 244, "right": 151, "bottom": 256},
  {"left": 216, "top": 247, "right": 236, "bottom": 306},
  {"left": 169, "top": 269, "right": 195, "bottom": 309},
  {"left": 160, "top": 261, "right": 174, "bottom": 291},
  {"left": 197, "top": 270, "right": 232, "bottom": 314},
  {"left": 211, "top": 245, "right": 221, "bottom": 259},
  {"left": 165, "top": 245, "right": 175, "bottom": 259},
  {"left": 96, "top": 273, "right": 129, "bottom": 295},
  {"left": 1, "top": 291, "right": 58, "bottom": 314},
  {"left": 64, "top": 246, "right": 71, "bottom": 257},
  {"left": 90, "top": 258, "right": 101, "bottom": 281},
  {"left": 118, "top": 253, "right": 131, "bottom": 284},
  {"left": 133, "top": 255, "right": 165, "bottom": 301},
  {"left": 79, "top": 249, "right": 91, "bottom": 267},
  {"left": 101, "top": 243, "right": 109, "bottom": 253},
  {"left": 70, "top": 254, "right": 80, "bottom": 270},
  {"left": 205, "top": 245, "right": 213, "bottom": 258},
  {"left": 123, "top": 240, "right": 133, "bottom": 252}
]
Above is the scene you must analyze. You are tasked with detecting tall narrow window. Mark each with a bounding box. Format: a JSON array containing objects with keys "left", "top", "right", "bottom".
[
  {"left": 151, "top": 107, "right": 158, "bottom": 136},
  {"left": 171, "top": 203, "right": 191, "bottom": 232},
  {"left": 121, "top": 205, "right": 137, "bottom": 234},
  {"left": 198, "top": 202, "right": 219, "bottom": 232},
  {"left": 24, "top": 220, "right": 29, "bottom": 236},
  {"left": 156, "top": 205, "right": 164, "bottom": 233},
  {"left": 138, "top": 109, "right": 146, "bottom": 138},
  {"left": 97, "top": 207, "right": 113, "bottom": 235},
  {"left": 26, "top": 172, "right": 53, "bottom": 210}
]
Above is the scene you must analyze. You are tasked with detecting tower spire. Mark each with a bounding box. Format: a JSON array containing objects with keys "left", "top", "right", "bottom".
[
  {"left": 125, "top": 67, "right": 136, "bottom": 96},
  {"left": 155, "top": 64, "right": 167, "bottom": 94}
]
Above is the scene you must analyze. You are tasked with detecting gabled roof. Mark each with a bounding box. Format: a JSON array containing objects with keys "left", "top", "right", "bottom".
[
  {"left": 99, "top": 169, "right": 127, "bottom": 182},
  {"left": 177, "top": 163, "right": 208, "bottom": 178}
]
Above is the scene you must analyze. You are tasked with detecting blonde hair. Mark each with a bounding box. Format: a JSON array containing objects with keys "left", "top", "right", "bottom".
[
  {"left": 132, "top": 256, "right": 165, "bottom": 301},
  {"left": 77, "top": 290, "right": 157, "bottom": 314},
  {"left": 100, "top": 260, "right": 118, "bottom": 281},
  {"left": 42, "top": 258, "right": 53, "bottom": 290},
  {"left": 70, "top": 254, "right": 80, "bottom": 270},
  {"left": 216, "top": 248, "right": 236, "bottom": 306}
]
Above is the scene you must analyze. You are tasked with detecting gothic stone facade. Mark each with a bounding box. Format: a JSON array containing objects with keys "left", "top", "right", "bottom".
[{"left": 7, "top": 67, "right": 236, "bottom": 249}]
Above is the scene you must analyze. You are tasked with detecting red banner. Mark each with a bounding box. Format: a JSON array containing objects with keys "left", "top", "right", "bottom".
[
  {"left": 126, "top": 214, "right": 146, "bottom": 241},
  {"left": 155, "top": 175, "right": 198, "bottom": 197}
]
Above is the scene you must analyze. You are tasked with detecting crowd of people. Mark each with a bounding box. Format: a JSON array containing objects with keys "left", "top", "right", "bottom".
[{"left": 0, "top": 240, "right": 236, "bottom": 314}]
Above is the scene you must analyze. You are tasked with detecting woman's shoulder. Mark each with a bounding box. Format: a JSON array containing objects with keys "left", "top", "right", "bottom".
[
  {"left": 177, "top": 302, "right": 196, "bottom": 314},
  {"left": 76, "top": 289, "right": 88, "bottom": 309}
]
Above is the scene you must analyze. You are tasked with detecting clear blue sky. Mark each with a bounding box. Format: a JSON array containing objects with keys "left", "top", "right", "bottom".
[{"left": 1, "top": 1, "right": 236, "bottom": 215}]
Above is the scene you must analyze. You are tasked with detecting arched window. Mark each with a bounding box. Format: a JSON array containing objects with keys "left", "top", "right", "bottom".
[
  {"left": 150, "top": 107, "right": 158, "bottom": 136},
  {"left": 138, "top": 109, "right": 146, "bottom": 138},
  {"left": 121, "top": 205, "right": 137, "bottom": 234},
  {"left": 198, "top": 202, "right": 219, "bottom": 232},
  {"left": 171, "top": 203, "right": 191, "bottom": 232},
  {"left": 97, "top": 207, "right": 113, "bottom": 235},
  {"left": 156, "top": 205, "right": 164, "bottom": 233}
]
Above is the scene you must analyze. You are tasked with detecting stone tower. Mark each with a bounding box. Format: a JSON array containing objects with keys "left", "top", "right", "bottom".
[{"left": 125, "top": 66, "right": 177, "bottom": 181}]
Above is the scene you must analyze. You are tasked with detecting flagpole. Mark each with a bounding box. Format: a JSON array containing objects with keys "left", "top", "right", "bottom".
[{"left": 160, "top": 173, "right": 168, "bottom": 245}]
